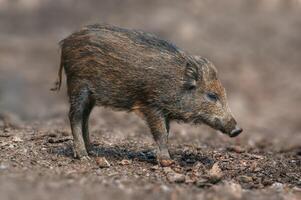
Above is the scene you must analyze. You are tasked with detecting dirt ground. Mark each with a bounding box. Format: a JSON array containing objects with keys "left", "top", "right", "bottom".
[
  {"left": 0, "top": 1, "right": 301, "bottom": 200},
  {"left": 0, "top": 112, "right": 300, "bottom": 200}
]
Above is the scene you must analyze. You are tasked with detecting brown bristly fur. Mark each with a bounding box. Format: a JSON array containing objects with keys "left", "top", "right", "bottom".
[{"left": 53, "top": 24, "right": 241, "bottom": 164}]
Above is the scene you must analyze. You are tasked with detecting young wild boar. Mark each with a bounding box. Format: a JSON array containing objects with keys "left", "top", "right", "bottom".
[{"left": 52, "top": 24, "right": 242, "bottom": 166}]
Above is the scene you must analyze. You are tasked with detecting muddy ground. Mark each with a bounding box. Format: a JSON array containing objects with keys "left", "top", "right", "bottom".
[{"left": 0, "top": 1, "right": 301, "bottom": 200}]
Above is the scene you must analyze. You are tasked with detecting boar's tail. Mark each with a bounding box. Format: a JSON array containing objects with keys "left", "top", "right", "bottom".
[{"left": 50, "top": 46, "right": 64, "bottom": 92}]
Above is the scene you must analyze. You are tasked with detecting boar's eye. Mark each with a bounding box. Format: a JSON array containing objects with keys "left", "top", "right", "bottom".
[{"left": 206, "top": 92, "right": 219, "bottom": 102}]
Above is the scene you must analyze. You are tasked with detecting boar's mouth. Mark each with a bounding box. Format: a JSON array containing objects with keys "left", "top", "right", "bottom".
[
  {"left": 190, "top": 115, "right": 242, "bottom": 137},
  {"left": 213, "top": 118, "right": 228, "bottom": 134},
  {"left": 193, "top": 116, "right": 242, "bottom": 137},
  {"left": 191, "top": 116, "right": 224, "bottom": 132}
]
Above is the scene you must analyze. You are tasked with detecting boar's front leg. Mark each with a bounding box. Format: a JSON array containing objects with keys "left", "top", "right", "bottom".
[{"left": 142, "top": 107, "right": 174, "bottom": 167}]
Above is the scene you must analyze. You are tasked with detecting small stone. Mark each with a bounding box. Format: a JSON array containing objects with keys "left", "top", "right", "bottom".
[
  {"left": 136, "top": 169, "right": 143, "bottom": 175},
  {"left": 226, "top": 181, "right": 242, "bottom": 199},
  {"left": 48, "top": 133, "right": 57, "bottom": 137},
  {"left": 163, "top": 167, "right": 174, "bottom": 174},
  {"left": 208, "top": 163, "right": 223, "bottom": 183},
  {"left": 246, "top": 153, "right": 264, "bottom": 159},
  {"left": 160, "top": 184, "right": 170, "bottom": 192},
  {"left": 185, "top": 175, "right": 196, "bottom": 184},
  {"left": 0, "top": 163, "right": 9, "bottom": 170},
  {"left": 48, "top": 137, "right": 71, "bottom": 144},
  {"left": 193, "top": 162, "right": 205, "bottom": 171},
  {"left": 48, "top": 138, "right": 55, "bottom": 143},
  {"left": 270, "top": 182, "right": 284, "bottom": 192},
  {"left": 227, "top": 146, "right": 245, "bottom": 153},
  {"left": 61, "top": 131, "right": 70, "bottom": 136},
  {"left": 238, "top": 175, "right": 253, "bottom": 183},
  {"left": 150, "top": 165, "right": 160, "bottom": 171},
  {"left": 3, "top": 128, "right": 10, "bottom": 133},
  {"left": 173, "top": 165, "right": 183, "bottom": 173},
  {"left": 196, "top": 178, "right": 212, "bottom": 188},
  {"left": 210, "top": 181, "right": 242, "bottom": 199},
  {"left": 292, "top": 186, "right": 301, "bottom": 192},
  {"left": 12, "top": 136, "right": 23, "bottom": 142},
  {"left": 262, "top": 178, "right": 273, "bottom": 186},
  {"left": 0, "top": 133, "right": 10, "bottom": 137},
  {"left": 119, "top": 159, "right": 132, "bottom": 165},
  {"left": 107, "top": 172, "right": 119, "bottom": 177},
  {"left": 166, "top": 172, "right": 185, "bottom": 183},
  {"left": 95, "top": 157, "right": 110, "bottom": 168},
  {"left": 254, "top": 167, "right": 261, "bottom": 172},
  {"left": 250, "top": 162, "right": 261, "bottom": 172},
  {"left": 0, "top": 142, "right": 8, "bottom": 147}
]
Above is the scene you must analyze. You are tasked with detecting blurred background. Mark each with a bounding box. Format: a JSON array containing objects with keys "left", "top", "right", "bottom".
[{"left": 0, "top": 0, "right": 300, "bottom": 149}]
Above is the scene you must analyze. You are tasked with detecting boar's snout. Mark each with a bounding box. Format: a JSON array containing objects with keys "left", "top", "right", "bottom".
[
  {"left": 222, "top": 117, "right": 243, "bottom": 137},
  {"left": 215, "top": 116, "right": 242, "bottom": 137},
  {"left": 229, "top": 125, "right": 243, "bottom": 137}
]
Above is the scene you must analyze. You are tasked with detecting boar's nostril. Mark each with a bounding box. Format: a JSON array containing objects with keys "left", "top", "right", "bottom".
[{"left": 229, "top": 126, "right": 243, "bottom": 137}]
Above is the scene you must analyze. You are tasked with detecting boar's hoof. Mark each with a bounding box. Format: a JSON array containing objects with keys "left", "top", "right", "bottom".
[
  {"left": 156, "top": 149, "right": 173, "bottom": 166},
  {"left": 74, "top": 148, "right": 89, "bottom": 159},
  {"left": 158, "top": 158, "right": 175, "bottom": 167},
  {"left": 79, "top": 155, "right": 91, "bottom": 162}
]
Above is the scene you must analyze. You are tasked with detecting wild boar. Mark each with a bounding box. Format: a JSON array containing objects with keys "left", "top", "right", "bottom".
[{"left": 52, "top": 24, "right": 242, "bottom": 166}]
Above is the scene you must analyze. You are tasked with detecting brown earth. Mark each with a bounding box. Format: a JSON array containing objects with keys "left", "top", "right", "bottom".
[
  {"left": 0, "top": 1, "right": 301, "bottom": 200},
  {"left": 0, "top": 110, "right": 300, "bottom": 200}
]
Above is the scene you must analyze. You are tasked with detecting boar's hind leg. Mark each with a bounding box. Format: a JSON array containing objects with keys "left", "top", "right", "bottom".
[
  {"left": 82, "top": 97, "right": 95, "bottom": 151},
  {"left": 143, "top": 107, "right": 172, "bottom": 165},
  {"left": 69, "top": 87, "right": 91, "bottom": 159}
]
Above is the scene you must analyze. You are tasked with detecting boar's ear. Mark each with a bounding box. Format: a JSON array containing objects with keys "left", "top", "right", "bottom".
[
  {"left": 192, "top": 56, "right": 217, "bottom": 81},
  {"left": 183, "top": 60, "right": 199, "bottom": 90}
]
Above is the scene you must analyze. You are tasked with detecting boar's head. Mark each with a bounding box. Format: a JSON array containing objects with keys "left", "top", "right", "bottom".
[{"left": 177, "top": 56, "right": 242, "bottom": 137}]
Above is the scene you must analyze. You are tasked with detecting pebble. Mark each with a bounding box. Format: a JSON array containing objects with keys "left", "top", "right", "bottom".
[
  {"left": 227, "top": 146, "right": 245, "bottom": 153},
  {"left": 208, "top": 163, "right": 223, "bottom": 183},
  {"left": 238, "top": 175, "right": 253, "bottom": 183},
  {"left": 119, "top": 159, "right": 132, "bottom": 165},
  {"left": 95, "top": 157, "right": 110, "bottom": 168},
  {"left": 246, "top": 153, "right": 264, "bottom": 159},
  {"left": 150, "top": 165, "right": 160, "bottom": 171},
  {"left": 226, "top": 181, "right": 242, "bottom": 198},
  {"left": 210, "top": 181, "right": 242, "bottom": 199},
  {"left": 173, "top": 166, "right": 183, "bottom": 173},
  {"left": 185, "top": 175, "right": 195, "bottom": 184},
  {"left": 0, "top": 133, "right": 10, "bottom": 137},
  {"left": 262, "top": 179, "right": 273, "bottom": 186},
  {"left": 292, "top": 186, "right": 301, "bottom": 192},
  {"left": 160, "top": 184, "right": 170, "bottom": 192},
  {"left": 270, "top": 182, "right": 284, "bottom": 192},
  {"left": 12, "top": 136, "right": 23, "bottom": 142},
  {"left": 196, "top": 178, "right": 212, "bottom": 188},
  {"left": 163, "top": 167, "right": 174, "bottom": 174},
  {"left": 166, "top": 172, "right": 185, "bottom": 183},
  {"left": 250, "top": 162, "right": 261, "bottom": 172},
  {"left": 0, "top": 163, "right": 9, "bottom": 170}
]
